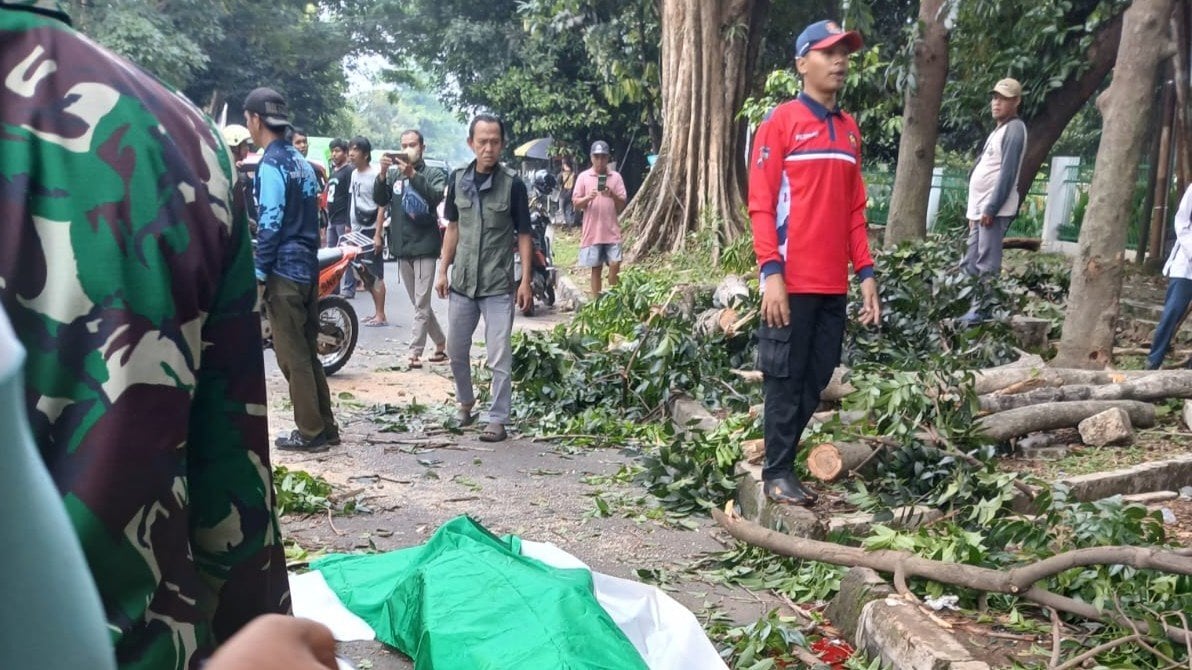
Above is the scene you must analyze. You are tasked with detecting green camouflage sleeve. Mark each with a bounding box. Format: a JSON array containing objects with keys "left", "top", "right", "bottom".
[{"left": 1, "top": 8, "right": 288, "bottom": 669}]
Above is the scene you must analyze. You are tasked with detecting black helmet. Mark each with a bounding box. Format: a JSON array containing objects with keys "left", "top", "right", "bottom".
[{"left": 532, "top": 169, "right": 557, "bottom": 195}]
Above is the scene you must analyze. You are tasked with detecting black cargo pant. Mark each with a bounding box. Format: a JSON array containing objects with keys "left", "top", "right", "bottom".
[
  {"left": 265, "top": 275, "right": 334, "bottom": 439},
  {"left": 757, "top": 294, "right": 846, "bottom": 481}
]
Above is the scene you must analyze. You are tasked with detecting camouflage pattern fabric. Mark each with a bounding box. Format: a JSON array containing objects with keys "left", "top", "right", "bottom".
[{"left": 0, "top": 6, "right": 289, "bottom": 670}]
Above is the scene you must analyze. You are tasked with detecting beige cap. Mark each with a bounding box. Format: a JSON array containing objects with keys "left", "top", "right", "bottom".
[{"left": 991, "top": 78, "right": 1023, "bottom": 98}]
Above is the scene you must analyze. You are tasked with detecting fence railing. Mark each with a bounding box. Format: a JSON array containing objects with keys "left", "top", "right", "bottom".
[{"left": 863, "top": 158, "right": 1156, "bottom": 253}]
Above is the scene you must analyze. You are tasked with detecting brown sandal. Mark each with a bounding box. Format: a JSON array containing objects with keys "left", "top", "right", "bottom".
[{"left": 479, "top": 422, "right": 507, "bottom": 442}]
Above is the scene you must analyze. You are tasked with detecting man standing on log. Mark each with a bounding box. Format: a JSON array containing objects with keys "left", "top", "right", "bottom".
[
  {"left": 748, "top": 20, "right": 881, "bottom": 506},
  {"left": 959, "top": 78, "right": 1027, "bottom": 324}
]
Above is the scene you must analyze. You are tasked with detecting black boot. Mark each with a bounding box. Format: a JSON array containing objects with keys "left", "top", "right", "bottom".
[
  {"left": 764, "top": 476, "right": 819, "bottom": 506},
  {"left": 275, "top": 429, "right": 329, "bottom": 453}
]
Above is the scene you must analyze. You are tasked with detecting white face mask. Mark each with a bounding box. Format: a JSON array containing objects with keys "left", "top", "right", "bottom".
[{"left": 403, "top": 145, "right": 423, "bottom": 164}]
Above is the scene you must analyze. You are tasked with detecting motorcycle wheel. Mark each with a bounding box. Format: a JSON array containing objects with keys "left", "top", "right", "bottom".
[
  {"left": 543, "top": 281, "right": 556, "bottom": 307},
  {"left": 316, "top": 295, "right": 358, "bottom": 375}
]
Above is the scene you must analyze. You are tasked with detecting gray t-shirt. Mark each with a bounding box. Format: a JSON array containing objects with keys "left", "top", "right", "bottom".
[{"left": 350, "top": 165, "right": 380, "bottom": 231}]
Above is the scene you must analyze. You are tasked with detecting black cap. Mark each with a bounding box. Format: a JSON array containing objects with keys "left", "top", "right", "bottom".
[
  {"left": 590, "top": 140, "right": 610, "bottom": 155},
  {"left": 244, "top": 87, "right": 290, "bottom": 128}
]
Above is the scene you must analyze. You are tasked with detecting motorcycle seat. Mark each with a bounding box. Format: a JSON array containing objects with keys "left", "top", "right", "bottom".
[{"left": 317, "top": 247, "right": 346, "bottom": 270}]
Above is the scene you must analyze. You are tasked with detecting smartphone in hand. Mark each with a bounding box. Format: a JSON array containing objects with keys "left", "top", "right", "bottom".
[{"left": 597, "top": 173, "right": 607, "bottom": 192}]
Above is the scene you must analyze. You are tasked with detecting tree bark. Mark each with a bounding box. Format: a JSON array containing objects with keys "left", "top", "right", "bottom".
[
  {"left": 1016, "top": 12, "right": 1125, "bottom": 198},
  {"left": 623, "top": 0, "right": 768, "bottom": 259},
  {"left": 1055, "top": 0, "right": 1177, "bottom": 369},
  {"left": 713, "top": 508, "right": 1192, "bottom": 644},
  {"left": 807, "top": 441, "right": 877, "bottom": 482},
  {"left": 883, "top": 0, "right": 951, "bottom": 247},
  {"left": 973, "top": 366, "right": 1158, "bottom": 395},
  {"left": 978, "top": 370, "right": 1192, "bottom": 412},
  {"left": 1146, "top": 72, "right": 1176, "bottom": 272},
  {"left": 976, "top": 399, "right": 1156, "bottom": 442}
]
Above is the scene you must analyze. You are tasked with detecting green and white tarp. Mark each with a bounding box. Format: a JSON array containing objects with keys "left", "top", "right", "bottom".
[{"left": 290, "top": 516, "right": 727, "bottom": 670}]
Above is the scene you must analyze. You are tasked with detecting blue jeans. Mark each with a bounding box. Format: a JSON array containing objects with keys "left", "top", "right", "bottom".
[{"left": 1148, "top": 277, "right": 1192, "bottom": 369}]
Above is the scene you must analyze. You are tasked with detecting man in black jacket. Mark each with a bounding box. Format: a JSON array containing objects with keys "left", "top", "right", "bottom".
[
  {"left": 324, "top": 137, "right": 355, "bottom": 296},
  {"left": 376, "top": 130, "right": 449, "bottom": 367}
]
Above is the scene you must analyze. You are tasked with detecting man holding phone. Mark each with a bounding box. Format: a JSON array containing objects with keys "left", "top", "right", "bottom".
[
  {"left": 572, "top": 141, "right": 628, "bottom": 295},
  {"left": 376, "top": 131, "right": 449, "bottom": 368}
]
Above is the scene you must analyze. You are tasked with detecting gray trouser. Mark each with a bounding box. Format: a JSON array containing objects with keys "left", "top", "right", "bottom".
[
  {"left": 961, "top": 216, "right": 1013, "bottom": 277},
  {"left": 399, "top": 257, "right": 445, "bottom": 355},
  {"left": 448, "top": 291, "right": 515, "bottom": 424}
]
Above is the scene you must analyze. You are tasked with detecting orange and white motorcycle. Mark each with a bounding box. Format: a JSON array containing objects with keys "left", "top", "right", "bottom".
[{"left": 259, "top": 231, "right": 375, "bottom": 375}]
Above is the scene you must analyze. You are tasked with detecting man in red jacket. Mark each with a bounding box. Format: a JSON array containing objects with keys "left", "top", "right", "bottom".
[{"left": 749, "top": 20, "right": 881, "bottom": 506}]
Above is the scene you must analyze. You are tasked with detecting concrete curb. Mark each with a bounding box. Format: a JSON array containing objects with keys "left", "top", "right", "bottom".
[
  {"left": 857, "top": 599, "right": 991, "bottom": 670},
  {"left": 1059, "top": 454, "right": 1192, "bottom": 501}
]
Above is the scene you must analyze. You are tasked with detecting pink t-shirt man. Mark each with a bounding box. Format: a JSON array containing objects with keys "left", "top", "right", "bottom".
[{"left": 573, "top": 167, "right": 628, "bottom": 247}]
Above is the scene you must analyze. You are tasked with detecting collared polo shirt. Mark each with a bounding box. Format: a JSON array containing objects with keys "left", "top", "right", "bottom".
[{"left": 748, "top": 92, "right": 874, "bottom": 295}]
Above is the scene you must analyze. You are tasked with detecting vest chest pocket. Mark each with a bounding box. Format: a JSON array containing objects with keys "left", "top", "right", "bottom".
[{"left": 756, "top": 323, "right": 793, "bottom": 378}]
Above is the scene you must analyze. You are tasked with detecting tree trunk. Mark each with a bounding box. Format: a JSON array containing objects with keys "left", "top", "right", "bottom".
[
  {"left": 1015, "top": 12, "right": 1125, "bottom": 198},
  {"left": 1054, "top": 0, "right": 1176, "bottom": 369},
  {"left": 978, "top": 370, "right": 1192, "bottom": 412},
  {"left": 807, "top": 441, "right": 877, "bottom": 482},
  {"left": 883, "top": 0, "right": 951, "bottom": 247},
  {"left": 976, "top": 399, "right": 1156, "bottom": 442},
  {"left": 1146, "top": 73, "right": 1176, "bottom": 272},
  {"left": 623, "top": 0, "right": 769, "bottom": 259}
]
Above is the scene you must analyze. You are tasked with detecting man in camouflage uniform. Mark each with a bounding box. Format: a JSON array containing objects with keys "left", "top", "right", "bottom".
[{"left": 0, "top": 2, "right": 290, "bottom": 668}]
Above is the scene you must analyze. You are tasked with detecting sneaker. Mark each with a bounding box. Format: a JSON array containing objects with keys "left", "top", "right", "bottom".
[
  {"left": 325, "top": 426, "right": 341, "bottom": 446},
  {"left": 275, "top": 429, "right": 330, "bottom": 453}
]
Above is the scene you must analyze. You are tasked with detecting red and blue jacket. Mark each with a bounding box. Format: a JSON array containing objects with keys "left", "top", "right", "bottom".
[{"left": 748, "top": 93, "right": 874, "bottom": 295}]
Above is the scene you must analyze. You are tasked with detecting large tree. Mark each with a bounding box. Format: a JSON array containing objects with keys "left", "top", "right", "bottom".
[
  {"left": 1054, "top": 0, "right": 1175, "bottom": 368},
  {"left": 623, "top": 0, "right": 770, "bottom": 259},
  {"left": 882, "top": 0, "right": 951, "bottom": 247}
]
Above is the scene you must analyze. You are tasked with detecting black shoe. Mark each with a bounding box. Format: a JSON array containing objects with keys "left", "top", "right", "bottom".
[
  {"left": 325, "top": 426, "right": 341, "bottom": 445},
  {"left": 764, "top": 476, "right": 819, "bottom": 506},
  {"left": 275, "top": 430, "right": 329, "bottom": 453}
]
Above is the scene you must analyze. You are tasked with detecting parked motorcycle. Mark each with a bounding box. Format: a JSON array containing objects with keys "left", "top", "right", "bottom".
[
  {"left": 259, "top": 232, "right": 375, "bottom": 375},
  {"left": 515, "top": 170, "right": 559, "bottom": 316}
]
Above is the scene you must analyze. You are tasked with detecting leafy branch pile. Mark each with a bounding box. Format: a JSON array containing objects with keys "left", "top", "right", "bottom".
[
  {"left": 273, "top": 466, "right": 361, "bottom": 517},
  {"left": 511, "top": 270, "right": 761, "bottom": 435}
]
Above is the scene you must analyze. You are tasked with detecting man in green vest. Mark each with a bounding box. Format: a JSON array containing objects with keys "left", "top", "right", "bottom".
[
  {"left": 436, "top": 114, "right": 534, "bottom": 442},
  {"left": 376, "top": 129, "right": 449, "bottom": 368}
]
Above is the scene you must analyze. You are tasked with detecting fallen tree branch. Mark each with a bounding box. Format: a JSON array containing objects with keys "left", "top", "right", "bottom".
[
  {"left": 712, "top": 508, "right": 1192, "bottom": 644},
  {"left": 978, "top": 371, "right": 1192, "bottom": 413},
  {"left": 976, "top": 400, "right": 1156, "bottom": 442},
  {"left": 1053, "top": 633, "right": 1142, "bottom": 670},
  {"left": 973, "top": 367, "right": 1158, "bottom": 395},
  {"left": 1049, "top": 608, "right": 1063, "bottom": 669},
  {"left": 730, "top": 366, "right": 855, "bottom": 402}
]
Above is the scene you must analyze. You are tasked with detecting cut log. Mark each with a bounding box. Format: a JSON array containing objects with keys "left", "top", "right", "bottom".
[
  {"left": 1010, "top": 315, "right": 1051, "bottom": 350},
  {"left": 976, "top": 400, "right": 1156, "bottom": 442},
  {"left": 742, "top": 438, "right": 765, "bottom": 465},
  {"left": 978, "top": 370, "right": 1192, "bottom": 413},
  {"left": 1115, "top": 346, "right": 1192, "bottom": 357},
  {"left": 973, "top": 367, "right": 1158, "bottom": 395},
  {"left": 731, "top": 366, "right": 856, "bottom": 402},
  {"left": 712, "top": 274, "right": 750, "bottom": 309},
  {"left": 694, "top": 307, "right": 740, "bottom": 337},
  {"left": 1002, "top": 237, "right": 1042, "bottom": 251},
  {"left": 807, "top": 441, "right": 878, "bottom": 482}
]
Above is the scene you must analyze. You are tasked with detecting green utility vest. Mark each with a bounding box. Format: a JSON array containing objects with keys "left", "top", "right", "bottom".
[{"left": 451, "top": 163, "right": 518, "bottom": 298}]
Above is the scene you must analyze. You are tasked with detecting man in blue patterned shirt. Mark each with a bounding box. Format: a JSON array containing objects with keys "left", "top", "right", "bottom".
[{"left": 246, "top": 87, "right": 338, "bottom": 452}]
